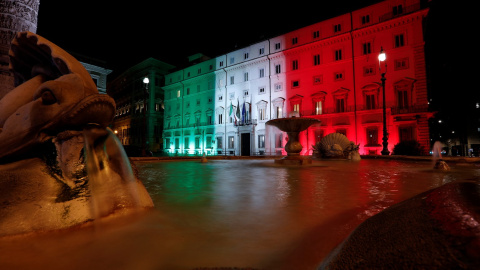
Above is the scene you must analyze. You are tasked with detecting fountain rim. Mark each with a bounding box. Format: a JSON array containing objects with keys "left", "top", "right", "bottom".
[{"left": 266, "top": 117, "right": 321, "bottom": 132}]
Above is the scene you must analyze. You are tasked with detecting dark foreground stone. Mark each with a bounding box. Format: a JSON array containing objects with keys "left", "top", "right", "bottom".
[{"left": 319, "top": 181, "right": 480, "bottom": 269}]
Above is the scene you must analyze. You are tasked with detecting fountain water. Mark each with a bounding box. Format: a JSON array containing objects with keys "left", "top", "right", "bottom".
[
  {"left": 83, "top": 125, "right": 152, "bottom": 219},
  {"left": 432, "top": 141, "right": 449, "bottom": 170},
  {"left": 266, "top": 116, "right": 320, "bottom": 165}
]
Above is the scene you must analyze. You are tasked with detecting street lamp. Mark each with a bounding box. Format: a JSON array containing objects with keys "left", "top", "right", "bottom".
[
  {"left": 379, "top": 47, "right": 390, "bottom": 155},
  {"left": 141, "top": 76, "right": 149, "bottom": 156}
]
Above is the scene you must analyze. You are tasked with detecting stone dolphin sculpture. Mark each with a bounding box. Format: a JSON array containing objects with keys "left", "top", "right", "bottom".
[
  {"left": 0, "top": 32, "right": 153, "bottom": 236},
  {"left": 0, "top": 31, "right": 114, "bottom": 162}
]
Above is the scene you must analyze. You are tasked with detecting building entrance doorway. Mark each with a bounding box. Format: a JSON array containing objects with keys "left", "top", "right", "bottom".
[{"left": 241, "top": 133, "right": 250, "bottom": 156}]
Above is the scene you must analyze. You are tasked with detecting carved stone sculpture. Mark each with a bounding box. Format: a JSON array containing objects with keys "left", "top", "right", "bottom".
[
  {"left": 0, "top": 32, "right": 153, "bottom": 237},
  {"left": 313, "top": 132, "right": 361, "bottom": 160}
]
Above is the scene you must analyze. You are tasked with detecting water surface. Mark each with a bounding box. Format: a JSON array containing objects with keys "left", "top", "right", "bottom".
[{"left": 1, "top": 159, "right": 478, "bottom": 269}]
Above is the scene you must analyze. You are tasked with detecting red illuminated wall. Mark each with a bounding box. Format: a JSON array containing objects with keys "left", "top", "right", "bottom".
[{"left": 274, "top": 0, "right": 431, "bottom": 155}]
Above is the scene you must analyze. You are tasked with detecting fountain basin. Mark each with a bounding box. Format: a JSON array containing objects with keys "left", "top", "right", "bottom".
[{"left": 267, "top": 117, "right": 320, "bottom": 165}]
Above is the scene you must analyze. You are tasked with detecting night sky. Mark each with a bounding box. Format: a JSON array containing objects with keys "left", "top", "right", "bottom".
[
  {"left": 35, "top": 0, "right": 473, "bottom": 102},
  {"left": 36, "top": 0, "right": 382, "bottom": 77}
]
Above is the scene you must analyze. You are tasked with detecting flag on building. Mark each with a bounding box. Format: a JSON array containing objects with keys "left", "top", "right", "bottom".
[
  {"left": 242, "top": 102, "right": 246, "bottom": 124},
  {"left": 236, "top": 99, "right": 240, "bottom": 124}
]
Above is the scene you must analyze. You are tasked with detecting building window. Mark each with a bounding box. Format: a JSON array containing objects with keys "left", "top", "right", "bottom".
[
  {"left": 258, "top": 135, "right": 265, "bottom": 148},
  {"left": 399, "top": 126, "right": 414, "bottom": 142},
  {"left": 292, "top": 37, "right": 298, "bottom": 45},
  {"left": 292, "top": 80, "right": 300, "bottom": 88},
  {"left": 275, "top": 43, "right": 281, "bottom": 50},
  {"left": 313, "top": 30, "right": 320, "bottom": 39},
  {"left": 259, "top": 68, "right": 265, "bottom": 78},
  {"left": 394, "top": 58, "right": 409, "bottom": 70},
  {"left": 315, "top": 101, "right": 322, "bottom": 115},
  {"left": 275, "top": 64, "right": 281, "bottom": 74},
  {"left": 177, "top": 90, "right": 181, "bottom": 98},
  {"left": 230, "top": 57, "right": 235, "bottom": 64},
  {"left": 313, "top": 54, "right": 321, "bottom": 66},
  {"left": 334, "top": 24, "right": 342, "bottom": 33},
  {"left": 363, "top": 65, "right": 375, "bottom": 76},
  {"left": 244, "top": 53, "right": 249, "bottom": 59},
  {"left": 275, "top": 133, "right": 283, "bottom": 148},
  {"left": 362, "top": 42, "right": 371, "bottom": 55},
  {"left": 230, "top": 76, "right": 234, "bottom": 85},
  {"left": 313, "top": 75, "right": 323, "bottom": 85},
  {"left": 259, "top": 87, "right": 265, "bottom": 94},
  {"left": 259, "top": 47, "right": 265, "bottom": 55},
  {"left": 184, "top": 137, "right": 190, "bottom": 149},
  {"left": 217, "top": 136, "right": 223, "bottom": 149},
  {"left": 334, "top": 72, "right": 344, "bottom": 81},
  {"left": 228, "top": 136, "right": 234, "bottom": 148},
  {"left": 276, "top": 106, "right": 283, "bottom": 118},
  {"left": 393, "top": 5, "right": 403, "bottom": 16},
  {"left": 365, "top": 93, "right": 376, "bottom": 109},
  {"left": 397, "top": 88, "right": 409, "bottom": 109},
  {"left": 293, "top": 103, "right": 300, "bottom": 113},
  {"left": 244, "top": 72, "right": 249, "bottom": 81},
  {"left": 336, "top": 98, "right": 345, "bottom": 113},
  {"left": 218, "top": 113, "right": 223, "bottom": 124},
  {"left": 195, "top": 137, "right": 200, "bottom": 149},
  {"left": 219, "top": 61, "right": 224, "bottom": 67},
  {"left": 394, "top": 34, "right": 405, "bottom": 48},
  {"left": 361, "top": 15, "right": 370, "bottom": 24},
  {"left": 335, "top": 49, "right": 343, "bottom": 61},
  {"left": 274, "top": 83, "right": 283, "bottom": 92},
  {"left": 259, "top": 107, "right": 266, "bottom": 120},
  {"left": 366, "top": 127, "right": 379, "bottom": 146},
  {"left": 292, "top": 60, "right": 298, "bottom": 70}
]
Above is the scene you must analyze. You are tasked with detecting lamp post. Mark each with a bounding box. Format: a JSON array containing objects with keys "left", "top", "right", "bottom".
[
  {"left": 142, "top": 76, "right": 149, "bottom": 156},
  {"left": 379, "top": 47, "right": 390, "bottom": 155}
]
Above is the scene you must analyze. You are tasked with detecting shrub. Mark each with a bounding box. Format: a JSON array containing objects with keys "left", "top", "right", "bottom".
[{"left": 392, "top": 140, "right": 424, "bottom": 156}]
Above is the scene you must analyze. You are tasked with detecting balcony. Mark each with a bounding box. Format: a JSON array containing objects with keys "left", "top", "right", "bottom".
[
  {"left": 391, "top": 105, "right": 429, "bottom": 115},
  {"left": 234, "top": 119, "right": 257, "bottom": 127}
]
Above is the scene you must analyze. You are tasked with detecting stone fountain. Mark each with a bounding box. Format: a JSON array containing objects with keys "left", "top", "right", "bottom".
[
  {"left": 0, "top": 32, "right": 153, "bottom": 237},
  {"left": 266, "top": 116, "right": 320, "bottom": 165}
]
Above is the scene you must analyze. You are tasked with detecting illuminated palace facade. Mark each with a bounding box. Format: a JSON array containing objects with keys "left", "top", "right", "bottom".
[{"left": 163, "top": 0, "right": 432, "bottom": 156}]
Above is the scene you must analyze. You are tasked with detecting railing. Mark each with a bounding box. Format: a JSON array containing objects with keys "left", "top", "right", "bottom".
[
  {"left": 234, "top": 119, "right": 257, "bottom": 127},
  {"left": 300, "top": 106, "right": 356, "bottom": 116}
]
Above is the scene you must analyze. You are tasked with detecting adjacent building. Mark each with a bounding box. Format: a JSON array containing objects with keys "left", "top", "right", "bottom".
[
  {"left": 163, "top": 0, "right": 432, "bottom": 156},
  {"left": 108, "top": 58, "right": 175, "bottom": 154}
]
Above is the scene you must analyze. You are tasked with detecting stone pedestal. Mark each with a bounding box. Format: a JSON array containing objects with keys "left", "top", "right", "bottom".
[{"left": 0, "top": 0, "right": 40, "bottom": 98}]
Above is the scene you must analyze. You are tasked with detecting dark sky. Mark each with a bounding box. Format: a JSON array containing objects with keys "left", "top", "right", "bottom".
[{"left": 36, "top": 0, "right": 382, "bottom": 77}]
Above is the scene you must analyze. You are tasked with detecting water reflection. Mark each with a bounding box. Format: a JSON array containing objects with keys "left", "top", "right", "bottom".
[{"left": 1, "top": 159, "right": 479, "bottom": 269}]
